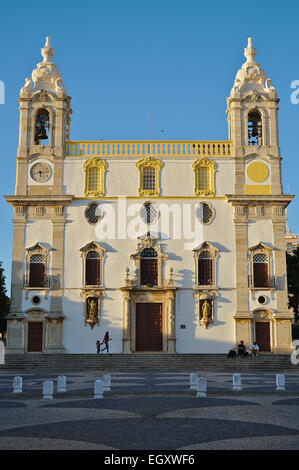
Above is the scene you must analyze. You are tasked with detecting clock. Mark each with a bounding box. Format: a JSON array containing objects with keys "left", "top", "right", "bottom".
[{"left": 30, "top": 162, "right": 51, "bottom": 183}]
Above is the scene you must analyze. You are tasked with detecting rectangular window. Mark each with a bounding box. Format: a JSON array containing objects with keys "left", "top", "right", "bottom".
[
  {"left": 197, "top": 167, "right": 210, "bottom": 192},
  {"left": 143, "top": 167, "right": 156, "bottom": 191},
  {"left": 198, "top": 258, "right": 213, "bottom": 285},
  {"left": 29, "top": 263, "right": 45, "bottom": 287},
  {"left": 86, "top": 258, "right": 101, "bottom": 285},
  {"left": 87, "top": 167, "right": 100, "bottom": 192},
  {"left": 253, "top": 263, "right": 269, "bottom": 288},
  {"left": 141, "top": 259, "right": 158, "bottom": 285}
]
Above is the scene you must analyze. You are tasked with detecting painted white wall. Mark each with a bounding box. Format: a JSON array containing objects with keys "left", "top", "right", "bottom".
[{"left": 62, "top": 157, "right": 235, "bottom": 198}]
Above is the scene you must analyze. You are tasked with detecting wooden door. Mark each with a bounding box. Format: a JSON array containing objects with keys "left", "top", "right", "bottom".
[
  {"left": 27, "top": 322, "right": 43, "bottom": 352},
  {"left": 136, "top": 303, "right": 162, "bottom": 351},
  {"left": 255, "top": 322, "right": 271, "bottom": 352}
]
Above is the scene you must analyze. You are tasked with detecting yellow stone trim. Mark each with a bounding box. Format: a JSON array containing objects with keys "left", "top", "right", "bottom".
[
  {"left": 66, "top": 140, "right": 232, "bottom": 158},
  {"left": 192, "top": 158, "right": 216, "bottom": 196},
  {"left": 135, "top": 157, "right": 163, "bottom": 197},
  {"left": 244, "top": 184, "right": 271, "bottom": 195},
  {"left": 83, "top": 157, "right": 107, "bottom": 198},
  {"left": 246, "top": 161, "right": 269, "bottom": 183},
  {"left": 73, "top": 196, "right": 227, "bottom": 200}
]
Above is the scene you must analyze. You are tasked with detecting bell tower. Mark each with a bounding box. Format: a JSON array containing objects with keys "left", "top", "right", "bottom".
[
  {"left": 226, "top": 38, "right": 281, "bottom": 195},
  {"left": 16, "top": 37, "right": 72, "bottom": 195},
  {"left": 5, "top": 38, "right": 74, "bottom": 354}
]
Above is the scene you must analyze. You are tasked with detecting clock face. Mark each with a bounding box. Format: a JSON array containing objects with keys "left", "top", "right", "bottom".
[{"left": 30, "top": 162, "right": 51, "bottom": 183}]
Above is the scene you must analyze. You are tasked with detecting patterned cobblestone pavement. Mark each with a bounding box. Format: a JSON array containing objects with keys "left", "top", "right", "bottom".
[{"left": 0, "top": 371, "right": 299, "bottom": 450}]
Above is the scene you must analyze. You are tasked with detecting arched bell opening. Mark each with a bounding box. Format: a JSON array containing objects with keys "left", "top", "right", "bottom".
[{"left": 35, "top": 108, "right": 50, "bottom": 145}]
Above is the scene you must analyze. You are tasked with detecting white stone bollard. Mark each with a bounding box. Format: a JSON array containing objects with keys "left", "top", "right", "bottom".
[
  {"left": 276, "top": 374, "right": 286, "bottom": 391},
  {"left": 13, "top": 376, "right": 23, "bottom": 394},
  {"left": 43, "top": 380, "right": 54, "bottom": 400},
  {"left": 196, "top": 377, "right": 207, "bottom": 398},
  {"left": 57, "top": 376, "right": 66, "bottom": 393},
  {"left": 233, "top": 373, "right": 242, "bottom": 391},
  {"left": 94, "top": 380, "right": 104, "bottom": 399},
  {"left": 103, "top": 374, "right": 111, "bottom": 391},
  {"left": 190, "top": 373, "right": 198, "bottom": 390}
]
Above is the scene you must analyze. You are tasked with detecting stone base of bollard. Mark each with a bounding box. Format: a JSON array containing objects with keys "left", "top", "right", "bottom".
[
  {"left": 57, "top": 376, "right": 66, "bottom": 393},
  {"left": 13, "top": 377, "right": 23, "bottom": 394},
  {"left": 94, "top": 380, "right": 104, "bottom": 399},
  {"left": 43, "top": 380, "right": 54, "bottom": 400}
]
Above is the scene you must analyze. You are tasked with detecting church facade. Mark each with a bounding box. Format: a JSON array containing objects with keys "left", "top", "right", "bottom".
[{"left": 5, "top": 37, "right": 294, "bottom": 354}]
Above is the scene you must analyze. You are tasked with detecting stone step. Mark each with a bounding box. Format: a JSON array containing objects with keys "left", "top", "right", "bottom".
[{"left": 0, "top": 354, "right": 297, "bottom": 371}]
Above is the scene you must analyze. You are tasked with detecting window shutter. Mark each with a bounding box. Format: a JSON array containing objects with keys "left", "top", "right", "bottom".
[{"left": 29, "top": 263, "right": 45, "bottom": 287}]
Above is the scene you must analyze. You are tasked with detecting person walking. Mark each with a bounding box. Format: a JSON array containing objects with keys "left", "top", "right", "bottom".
[
  {"left": 101, "top": 331, "right": 112, "bottom": 353},
  {"left": 96, "top": 340, "right": 102, "bottom": 354}
]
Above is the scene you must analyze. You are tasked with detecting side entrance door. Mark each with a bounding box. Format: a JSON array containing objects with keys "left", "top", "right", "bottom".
[
  {"left": 27, "top": 322, "right": 43, "bottom": 352},
  {"left": 255, "top": 322, "right": 271, "bottom": 352},
  {"left": 136, "top": 303, "right": 162, "bottom": 352}
]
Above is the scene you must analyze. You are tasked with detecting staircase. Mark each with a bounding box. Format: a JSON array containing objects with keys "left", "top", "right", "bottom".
[{"left": 0, "top": 353, "right": 298, "bottom": 372}]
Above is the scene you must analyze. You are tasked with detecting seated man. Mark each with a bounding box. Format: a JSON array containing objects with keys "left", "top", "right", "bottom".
[
  {"left": 237, "top": 340, "right": 248, "bottom": 357},
  {"left": 249, "top": 341, "right": 259, "bottom": 356}
]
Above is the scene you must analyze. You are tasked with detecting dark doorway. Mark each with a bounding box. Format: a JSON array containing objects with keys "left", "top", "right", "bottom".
[
  {"left": 136, "top": 303, "right": 162, "bottom": 352},
  {"left": 255, "top": 321, "right": 271, "bottom": 352},
  {"left": 27, "top": 322, "right": 43, "bottom": 352}
]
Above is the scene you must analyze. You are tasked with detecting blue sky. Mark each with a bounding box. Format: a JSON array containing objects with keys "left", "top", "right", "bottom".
[{"left": 0, "top": 0, "right": 299, "bottom": 293}]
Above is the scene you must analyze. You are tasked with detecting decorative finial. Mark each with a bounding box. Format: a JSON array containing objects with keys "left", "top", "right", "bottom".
[
  {"left": 244, "top": 37, "right": 256, "bottom": 64},
  {"left": 41, "top": 36, "right": 54, "bottom": 63}
]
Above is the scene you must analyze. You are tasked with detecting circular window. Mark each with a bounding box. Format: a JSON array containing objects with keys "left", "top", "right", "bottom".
[
  {"left": 139, "top": 202, "right": 159, "bottom": 224},
  {"left": 258, "top": 295, "right": 267, "bottom": 305},
  {"left": 85, "top": 202, "right": 102, "bottom": 225},
  {"left": 31, "top": 296, "right": 41, "bottom": 305},
  {"left": 196, "top": 202, "right": 214, "bottom": 225}
]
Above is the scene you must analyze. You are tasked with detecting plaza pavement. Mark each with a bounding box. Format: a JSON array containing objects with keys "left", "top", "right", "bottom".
[{"left": 0, "top": 370, "right": 299, "bottom": 450}]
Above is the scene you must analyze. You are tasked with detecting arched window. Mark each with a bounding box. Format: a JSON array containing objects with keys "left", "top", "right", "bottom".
[
  {"left": 193, "top": 241, "right": 218, "bottom": 289},
  {"left": 35, "top": 108, "right": 49, "bottom": 145},
  {"left": 192, "top": 158, "right": 216, "bottom": 196},
  {"left": 85, "top": 251, "right": 101, "bottom": 286},
  {"left": 83, "top": 158, "right": 107, "bottom": 197},
  {"left": 248, "top": 110, "right": 262, "bottom": 146},
  {"left": 198, "top": 251, "right": 213, "bottom": 286},
  {"left": 29, "top": 254, "right": 46, "bottom": 287},
  {"left": 253, "top": 253, "right": 269, "bottom": 287},
  {"left": 136, "top": 157, "right": 163, "bottom": 196},
  {"left": 140, "top": 247, "right": 158, "bottom": 286}
]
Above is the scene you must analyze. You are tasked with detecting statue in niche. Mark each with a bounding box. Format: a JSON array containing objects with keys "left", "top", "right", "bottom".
[
  {"left": 87, "top": 298, "right": 98, "bottom": 325},
  {"left": 200, "top": 299, "right": 212, "bottom": 328}
]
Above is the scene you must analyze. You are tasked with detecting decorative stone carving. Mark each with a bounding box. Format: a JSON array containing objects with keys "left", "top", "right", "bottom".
[{"left": 230, "top": 38, "right": 276, "bottom": 97}]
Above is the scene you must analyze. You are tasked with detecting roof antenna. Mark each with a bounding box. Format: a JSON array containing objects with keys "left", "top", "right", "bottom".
[{"left": 147, "top": 112, "right": 151, "bottom": 140}]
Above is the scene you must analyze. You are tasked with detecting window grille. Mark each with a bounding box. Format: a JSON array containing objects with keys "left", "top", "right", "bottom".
[
  {"left": 197, "top": 167, "right": 210, "bottom": 192},
  {"left": 86, "top": 251, "right": 101, "bottom": 285},
  {"left": 198, "top": 251, "right": 213, "bottom": 285},
  {"left": 140, "top": 202, "right": 159, "bottom": 224},
  {"left": 143, "top": 167, "right": 156, "bottom": 191},
  {"left": 196, "top": 202, "right": 213, "bottom": 224},
  {"left": 87, "top": 167, "right": 100, "bottom": 192},
  {"left": 85, "top": 202, "right": 102, "bottom": 224}
]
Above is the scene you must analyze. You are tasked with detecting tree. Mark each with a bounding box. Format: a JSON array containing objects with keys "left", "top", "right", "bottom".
[
  {"left": 0, "top": 262, "right": 10, "bottom": 337},
  {"left": 286, "top": 247, "right": 299, "bottom": 323}
]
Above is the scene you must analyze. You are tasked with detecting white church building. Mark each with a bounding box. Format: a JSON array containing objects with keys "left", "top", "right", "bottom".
[{"left": 5, "top": 37, "right": 294, "bottom": 354}]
